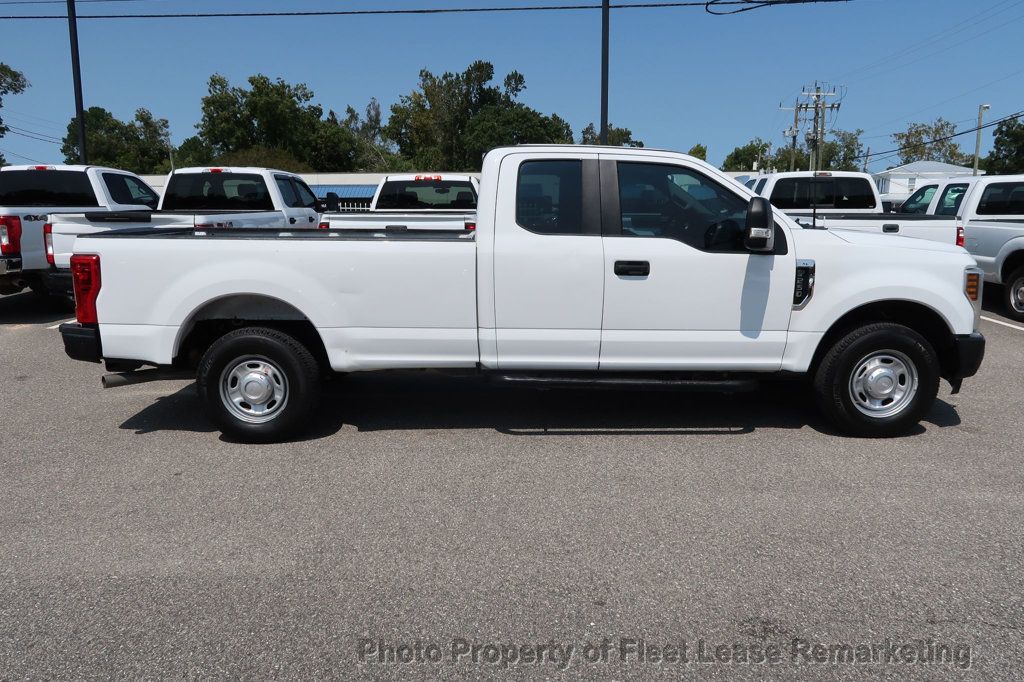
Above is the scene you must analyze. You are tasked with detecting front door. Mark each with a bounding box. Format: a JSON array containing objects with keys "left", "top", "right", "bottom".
[
  {"left": 599, "top": 155, "right": 795, "bottom": 370},
  {"left": 491, "top": 153, "right": 605, "bottom": 369}
]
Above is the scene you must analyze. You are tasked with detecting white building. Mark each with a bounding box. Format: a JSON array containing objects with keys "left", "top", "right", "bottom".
[{"left": 873, "top": 161, "right": 983, "bottom": 202}]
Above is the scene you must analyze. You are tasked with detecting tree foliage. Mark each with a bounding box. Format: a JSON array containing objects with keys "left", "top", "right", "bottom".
[
  {"left": 580, "top": 122, "right": 644, "bottom": 147},
  {"left": 0, "top": 63, "right": 29, "bottom": 166},
  {"left": 687, "top": 143, "right": 707, "bottom": 161},
  {"left": 818, "top": 129, "right": 865, "bottom": 172},
  {"left": 62, "top": 106, "right": 171, "bottom": 173},
  {"left": 984, "top": 118, "right": 1024, "bottom": 175},
  {"left": 891, "top": 118, "right": 967, "bottom": 166},
  {"left": 385, "top": 61, "right": 575, "bottom": 171},
  {"left": 722, "top": 138, "right": 772, "bottom": 171}
]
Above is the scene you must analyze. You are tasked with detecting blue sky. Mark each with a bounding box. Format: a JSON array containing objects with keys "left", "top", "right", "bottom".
[{"left": 1, "top": 0, "right": 1021, "bottom": 170}]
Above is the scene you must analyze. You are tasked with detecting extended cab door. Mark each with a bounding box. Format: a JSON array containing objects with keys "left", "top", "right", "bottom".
[
  {"left": 599, "top": 155, "right": 795, "bottom": 370},
  {"left": 492, "top": 153, "right": 604, "bottom": 369}
]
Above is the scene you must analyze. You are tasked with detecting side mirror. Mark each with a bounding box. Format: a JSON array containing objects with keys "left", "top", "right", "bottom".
[
  {"left": 324, "top": 192, "right": 341, "bottom": 213},
  {"left": 744, "top": 196, "right": 775, "bottom": 252}
]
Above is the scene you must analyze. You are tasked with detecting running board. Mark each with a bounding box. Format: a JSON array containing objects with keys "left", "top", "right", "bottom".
[
  {"left": 492, "top": 374, "right": 759, "bottom": 393},
  {"left": 101, "top": 369, "right": 192, "bottom": 389}
]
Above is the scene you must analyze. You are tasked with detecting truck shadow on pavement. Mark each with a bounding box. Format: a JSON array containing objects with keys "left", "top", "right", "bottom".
[
  {"left": 119, "top": 371, "right": 962, "bottom": 442},
  {"left": 0, "top": 291, "right": 74, "bottom": 326}
]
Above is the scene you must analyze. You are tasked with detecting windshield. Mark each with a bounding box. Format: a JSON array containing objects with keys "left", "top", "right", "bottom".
[
  {"left": 900, "top": 185, "right": 937, "bottom": 214},
  {"left": 162, "top": 172, "right": 274, "bottom": 211},
  {"left": 376, "top": 179, "right": 477, "bottom": 210}
]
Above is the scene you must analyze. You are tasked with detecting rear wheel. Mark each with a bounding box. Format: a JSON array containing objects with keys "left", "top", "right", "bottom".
[
  {"left": 813, "top": 323, "right": 940, "bottom": 437},
  {"left": 197, "top": 327, "right": 320, "bottom": 443},
  {"left": 1003, "top": 266, "right": 1024, "bottom": 322}
]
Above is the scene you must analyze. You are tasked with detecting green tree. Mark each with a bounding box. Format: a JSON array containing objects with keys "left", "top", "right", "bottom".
[
  {"left": 196, "top": 73, "right": 360, "bottom": 172},
  {"left": 984, "top": 118, "right": 1024, "bottom": 175},
  {"left": 384, "top": 61, "right": 572, "bottom": 171},
  {"left": 174, "top": 136, "right": 214, "bottom": 168},
  {"left": 213, "top": 146, "right": 312, "bottom": 173},
  {"left": 892, "top": 118, "right": 968, "bottom": 166},
  {"left": 580, "top": 122, "right": 644, "bottom": 147},
  {"left": 687, "top": 143, "right": 707, "bottom": 161},
  {"left": 722, "top": 138, "right": 772, "bottom": 171},
  {"left": 62, "top": 107, "right": 172, "bottom": 173},
  {"left": 0, "top": 63, "right": 29, "bottom": 166},
  {"left": 341, "top": 99, "right": 411, "bottom": 172},
  {"left": 771, "top": 144, "right": 809, "bottom": 172},
  {"left": 818, "top": 128, "right": 865, "bottom": 171}
]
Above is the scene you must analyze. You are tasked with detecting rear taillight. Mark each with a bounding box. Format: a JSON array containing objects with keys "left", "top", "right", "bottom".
[
  {"left": 44, "top": 223, "right": 55, "bottom": 265},
  {"left": 465, "top": 221, "right": 476, "bottom": 231},
  {"left": 318, "top": 221, "right": 330, "bottom": 230},
  {"left": 956, "top": 219, "right": 965, "bottom": 248},
  {"left": 70, "top": 254, "right": 101, "bottom": 325},
  {"left": 0, "top": 215, "right": 22, "bottom": 256}
]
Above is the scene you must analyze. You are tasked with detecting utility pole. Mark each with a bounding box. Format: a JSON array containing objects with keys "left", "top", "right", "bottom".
[
  {"left": 862, "top": 147, "right": 871, "bottom": 173},
  {"left": 779, "top": 99, "right": 801, "bottom": 171},
  {"left": 67, "top": 0, "right": 87, "bottom": 164},
  {"left": 973, "top": 103, "right": 990, "bottom": 176},
  {"left": 801, "top": 83, "right": 840, "bottom": 172},
  {"left": 599, "top": 0, "right": 610, "bottom": 145}
]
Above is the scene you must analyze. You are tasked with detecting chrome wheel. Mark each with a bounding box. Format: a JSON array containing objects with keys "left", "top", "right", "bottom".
[
  {"left": 1011, "top": 277, "right": 1024, "bottom": 314},
  {"left": 219, "top": 356, "right": 289, "bottom": 424},
  {"left": 849, "top": 350, "right": 918, "bottom": 419}
]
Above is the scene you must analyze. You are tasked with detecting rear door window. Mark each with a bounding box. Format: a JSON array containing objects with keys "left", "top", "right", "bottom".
[
  {"left": 293, "top": 179, "right": 319, "bottom": 209},
  {"left": 976, "top": 182, "right": 1024, "bottom": 216},
  {"left": 275, "top": 176, "right": 299, "bottom": 208},
  {"left": 515, "top": 161, "right": 583, "bottom": 235},
  {"left": 900, "top": 185, "right": 937, "bottom": 214},
  {"left": 162, "top": 172, "right": 274, "bottom": 211},
  {"left": 936, "top": 183, "right": 969, "bottom": 216},
  {"left": 102, "top": 173, "right": 158, "bottom": 209},
  {"left": 754, "top": 178, "right": 767, "bottom": 195},
  {"left": 0, "top": 170, "right": 99, "bottom": 207}
]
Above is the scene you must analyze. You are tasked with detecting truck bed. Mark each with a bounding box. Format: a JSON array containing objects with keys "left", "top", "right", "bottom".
[
  {"left": 787, "top": 212, "right": 957, "bottom": 244},
  {"left": 76, "top": 227, "right": 480, "bottom": 371}
]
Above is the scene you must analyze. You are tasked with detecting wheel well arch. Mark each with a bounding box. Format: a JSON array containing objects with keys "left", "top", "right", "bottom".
[
  {"left": 173, "top": 294, "right": 329, "bottom": 370},
  {"left": 809, "top": 300, "right": 958, "bottom": 378},
  {"left": 1001, "top": 249, "right": 1024, "bottom": 282}
]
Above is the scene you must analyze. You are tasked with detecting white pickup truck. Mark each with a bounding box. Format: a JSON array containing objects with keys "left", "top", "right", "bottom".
[
  {"left": 59, "top": 145, "right": 985, "bottom": 442},
  {"left": 0, "top": 164, "right": 158, "bottom": 297},
  {"left": 757, "top": 171, "right": 959, "bottom": 246},
  {"left": 47, "top": 167, "right": 327, "bottom": 281},
  {"left": 319, "top": 173, "right": 478, "bottom": 231}
]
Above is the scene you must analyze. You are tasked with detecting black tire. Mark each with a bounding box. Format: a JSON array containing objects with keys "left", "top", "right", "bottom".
[
  {"left": 813, "top": 323, "right": 940, "bottom": 438},
  {"left": 197, "top": 326, "right": 321, "bottom": 443},
  {"left": 1003, "top": 266, "right": 1024, "bottom": 322}
]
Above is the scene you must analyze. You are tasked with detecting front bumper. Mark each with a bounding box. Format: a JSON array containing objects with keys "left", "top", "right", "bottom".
[
  {"left": 60, "top": 322, "right": 102, "bottom": 363},
  {"left": 0, "top": 256, "right": 22, "bottom": 275},
  {"left": 946, "top": 332, "right": 985, "bottom": 393}
]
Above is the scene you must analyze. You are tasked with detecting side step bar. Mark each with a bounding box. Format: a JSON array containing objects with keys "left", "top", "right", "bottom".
[{"left": 492, "top": 373, "right": 759, "bottom": 393}]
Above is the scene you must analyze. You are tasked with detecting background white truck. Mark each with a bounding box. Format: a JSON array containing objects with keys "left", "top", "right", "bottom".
[
  {"left": 0, "top": 164, "right": 158, "bottom": 297},
  {"left": 59, "top": 146, "right": 985, "bottom": 442},
  {"left": 756, "top": 171, "right": 959, "bottom": 245},
  {"left": 319, "top": 173, "right": 478, "bottom": 231},
  {"left": 47, "top": 167, "right": 330, "bottom": 280}
]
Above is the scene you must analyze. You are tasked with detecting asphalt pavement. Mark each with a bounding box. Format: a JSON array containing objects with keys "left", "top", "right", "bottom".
[{"left": 0, "top": 287, "right": 1021, "bottom": 679}]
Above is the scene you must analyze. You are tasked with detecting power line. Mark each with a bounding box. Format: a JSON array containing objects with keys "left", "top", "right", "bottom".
[
  {"left": 0, "top": 0, "right": 854, "bottom": 19},
  {"left": 5, "top": 124, "right": 62, "bottom": 142},
  {"left": 855, "top": 110, "right": 1024, "bottom": 163}
]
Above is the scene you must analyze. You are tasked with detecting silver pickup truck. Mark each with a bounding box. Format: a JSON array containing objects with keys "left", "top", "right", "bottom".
[{"left": 900, "top": 174, "right": 1024, "bottom": 320}]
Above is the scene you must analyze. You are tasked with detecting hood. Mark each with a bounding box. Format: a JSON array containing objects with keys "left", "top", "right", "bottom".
[{"left": 828, "top": 229, "right": 964, "bottom": 254}]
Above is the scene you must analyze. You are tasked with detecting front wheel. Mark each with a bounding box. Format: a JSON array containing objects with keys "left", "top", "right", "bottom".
[
  {"left": 813, "top": 323, "right": 940, "bottom": 437},
  {"left": 1003, "top": 266, "right": 1024, "bottom": 322},
  {"left": 197, "top": 327, "right": 321, "bottom": 443}
]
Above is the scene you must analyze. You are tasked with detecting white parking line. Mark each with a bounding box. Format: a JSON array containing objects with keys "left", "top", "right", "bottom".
[
  {"left": 981, "top": 315, "right": 1024, "bottom": 332},
  {"left": 46, "top": 319, "right": 76, "bottom": 330}
]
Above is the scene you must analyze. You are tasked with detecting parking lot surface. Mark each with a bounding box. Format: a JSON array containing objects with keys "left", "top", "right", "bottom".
[{"left": 0, "top": 288, "right": 1021, "bottom": 679}]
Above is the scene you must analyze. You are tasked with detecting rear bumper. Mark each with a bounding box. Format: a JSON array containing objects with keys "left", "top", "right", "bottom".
[
  {"left": 0, "top": 256, "right": 22, "bottom": 275},
  {"left": 60, "top": 322, "right": 102, "bottom": 363},
  {"left": 946, "top": 332, "right": 985, "bottom": 393}
]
